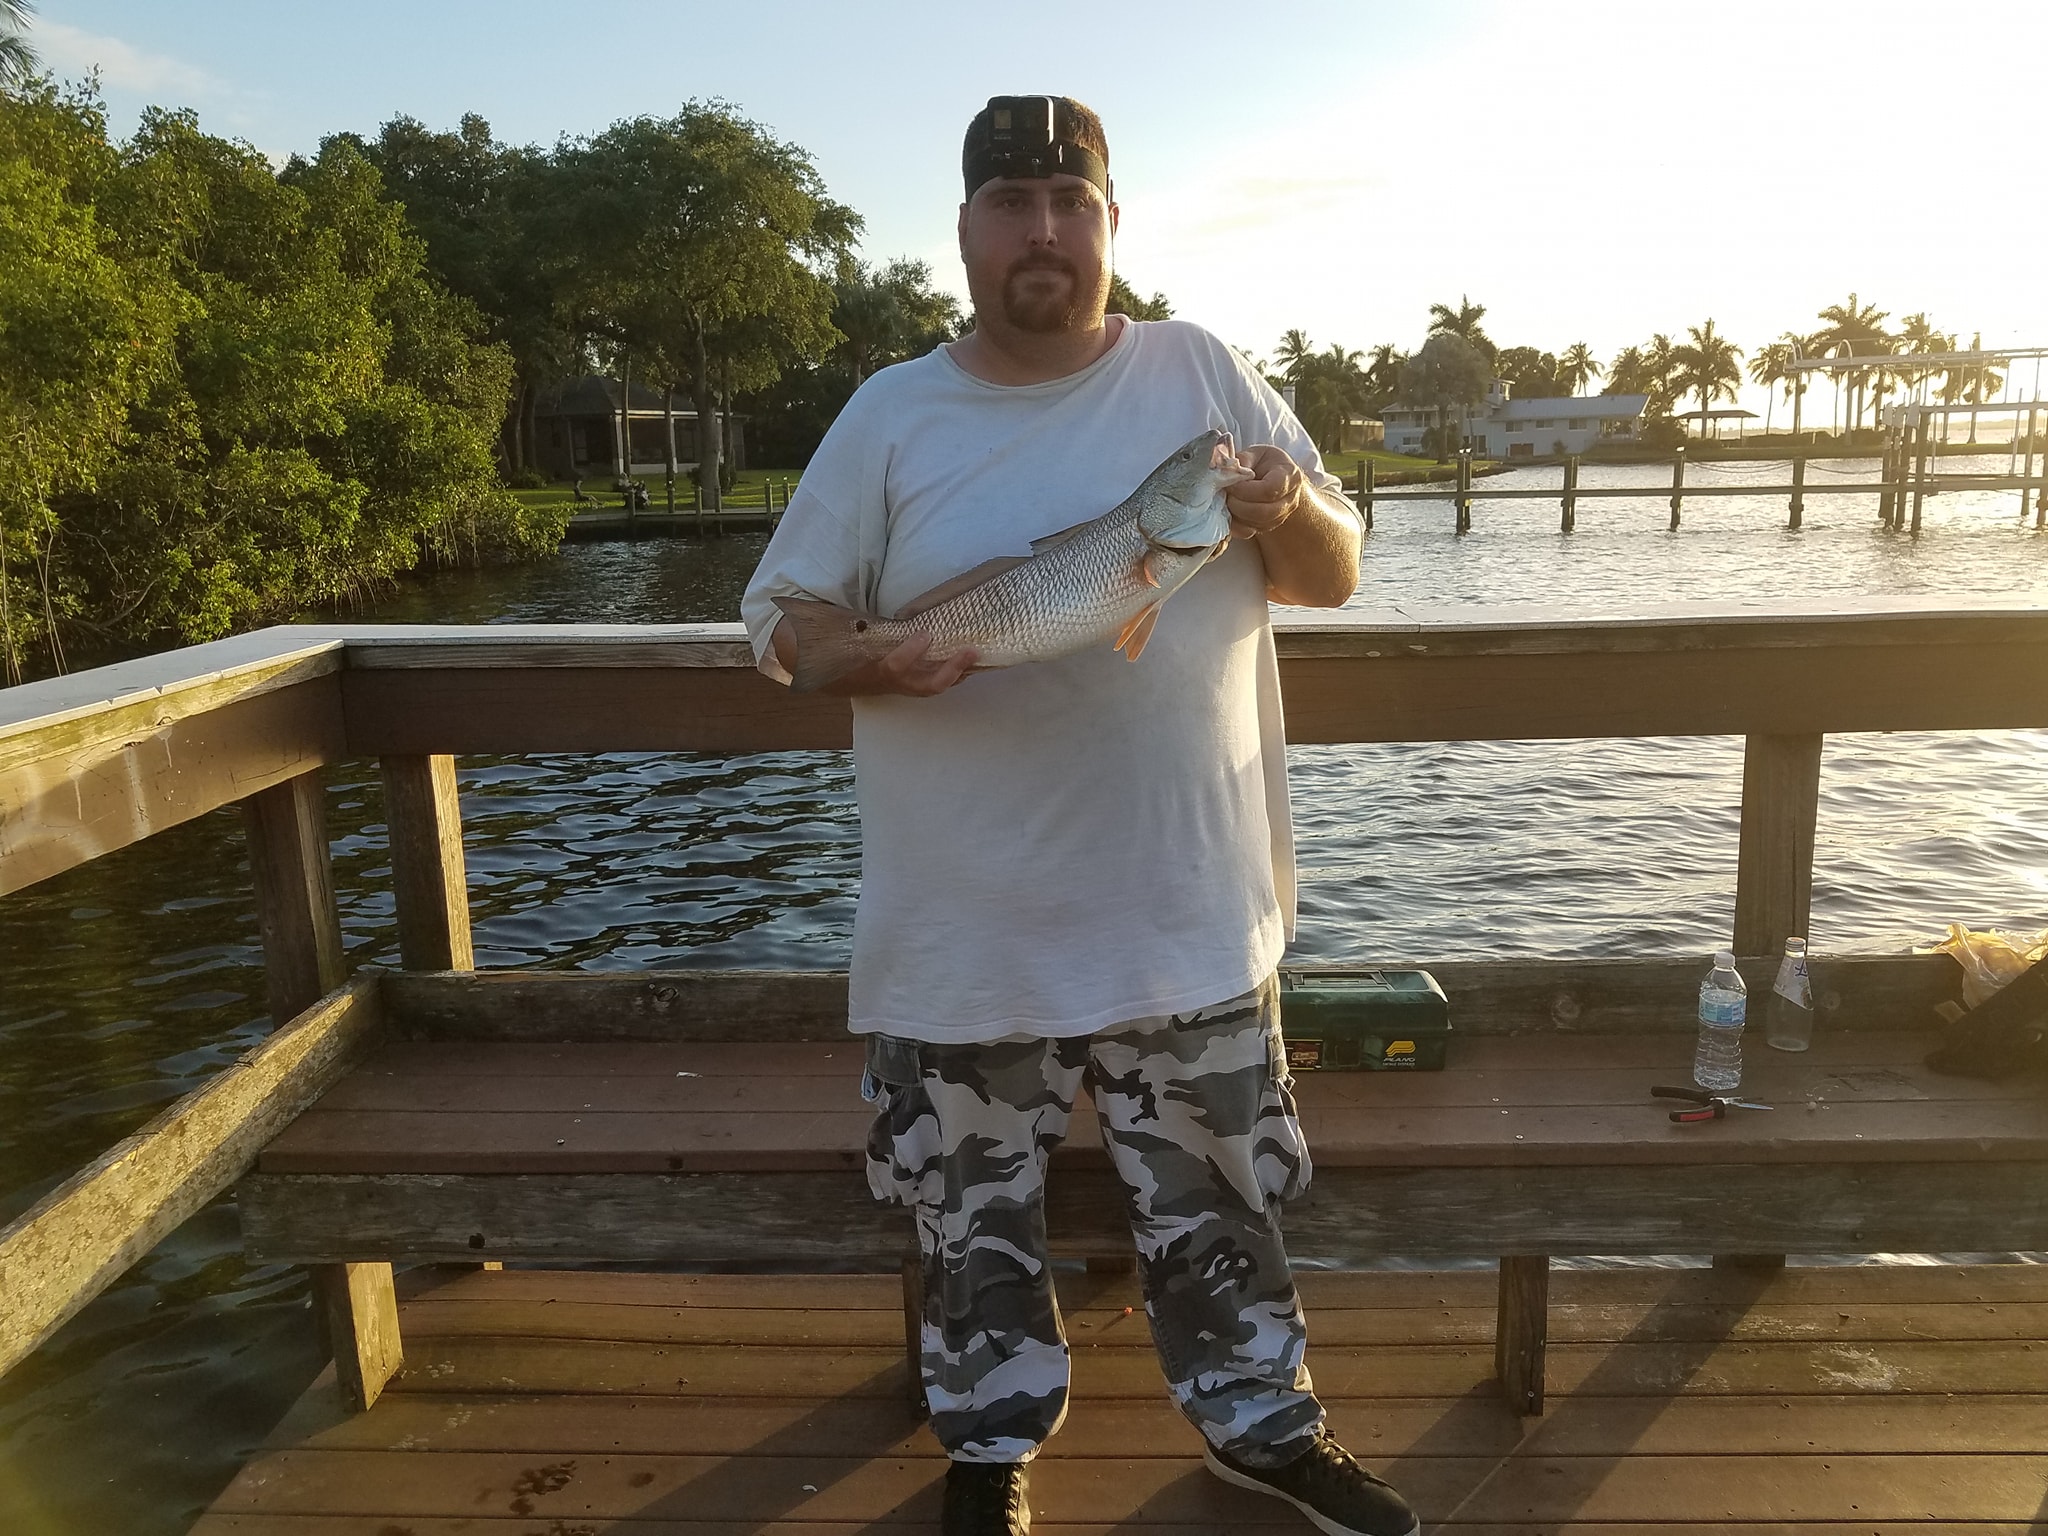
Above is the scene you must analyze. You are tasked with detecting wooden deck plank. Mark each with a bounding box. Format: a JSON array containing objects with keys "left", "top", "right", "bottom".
[
  {"left": 278, "top": 1391, "right": 2048, "bottom": 1458},
  {"left": 385, "top": 1335, "right": 2048, "bottom": 1397},
  {"left": 328, "top": 1033, "right": 2002, "bottom": 1101},
  {"left": 256, "top": 1094, "right": 2048, "bottom": 1173},
  {"left": 393, "top": 1295, "right": 2048, "bottom": 1347},
  {"left": 200, "top": 1447, "right": 2048, "bottom": 1523},
  {"left": 421, "top": 1264, "right": 2048, "bottom": 1311},
  {"left": 197, "top": 1267, "right": 2048, "bottom": 1534}
]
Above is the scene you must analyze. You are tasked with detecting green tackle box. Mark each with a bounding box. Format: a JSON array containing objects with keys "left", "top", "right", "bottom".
[{"left": 1278, "top": 969, "right": 1451, "bottom": 1071}]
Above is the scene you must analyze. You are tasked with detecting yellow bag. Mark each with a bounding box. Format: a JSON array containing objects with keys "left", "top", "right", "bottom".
[{"left": 1926, "top": 923, "right": 2048, "bottom": 1009}]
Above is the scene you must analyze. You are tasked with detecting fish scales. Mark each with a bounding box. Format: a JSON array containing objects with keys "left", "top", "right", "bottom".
[{"left": 774, "top": 429, "right": 1249, "bottom": 691}]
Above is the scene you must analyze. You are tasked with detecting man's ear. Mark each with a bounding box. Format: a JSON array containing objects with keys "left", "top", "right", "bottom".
[
  {"left": 957, "top": 202, "right": 969, "bottom": 259},
  {"left": 1108, "top": 201, "right": 1120, "bottom": 238}
]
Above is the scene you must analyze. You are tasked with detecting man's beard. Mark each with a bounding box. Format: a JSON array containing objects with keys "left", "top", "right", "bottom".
[{"left": 1000, "top": 254, "right": 1099, "bottom": 334}]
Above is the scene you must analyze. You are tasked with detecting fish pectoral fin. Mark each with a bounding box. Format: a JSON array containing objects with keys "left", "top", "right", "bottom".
[
  {"left": 1115, "top": 602, "right": 1164, "bottom": 660},
  {"left": 1204, "top": 537, "right": 1231, "bottom": 564},
  {"left": 895, "top": 555, "right": 1031, "bottom": 618}
]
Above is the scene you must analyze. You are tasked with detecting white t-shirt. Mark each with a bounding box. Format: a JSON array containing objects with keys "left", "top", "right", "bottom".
[{"left": 740, "top": 317, "right": 1346, "bottom": 1042}]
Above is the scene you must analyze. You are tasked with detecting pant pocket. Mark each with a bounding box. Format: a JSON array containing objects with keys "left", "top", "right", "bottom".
[
  {"left": 1256, "top": 1018, "right": 1313, "bottom": 1205},
  {"left": 863, "top": 1036, "right": 943, "bottom": 1208}
]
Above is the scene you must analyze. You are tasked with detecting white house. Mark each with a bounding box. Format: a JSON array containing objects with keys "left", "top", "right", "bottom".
[{"left": 1379, "top": 382, "right": 1650, "bottom": 458}]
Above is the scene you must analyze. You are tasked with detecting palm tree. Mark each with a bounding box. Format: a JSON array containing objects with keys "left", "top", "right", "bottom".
[
  {"left": 1891, "top": 313, "right": 1952, "bottom": 409},
  {"left": 1558, "top": 342, "right": 1600, "bottom": 396},
  {"left": 1811, "top": 293, "right": 1891, "bottom": 434},
  {"left": 1778, "top": 330, "right": 1819, "bottom": 442},
  {"left": 1944, "top": 331, "right": 2006, "bottom": 444},
  {"left": 0, "top": 0, "right": 34, "bottom": 87},
  {"left": 1272, "top": 328, "right": 1316, "bottom": 386},
  {"left": 1363, "top": 342, "right": 1405, "bottom": 407},
  {"left": 1671, "top": 320, "right": 1743, "bottom": 440},
  {"left": 1748, "top": 341, "right": 1794, "bottom": 437},
  {"left": 1427, "top": 295, "right": 1494, "bottom": 359}
]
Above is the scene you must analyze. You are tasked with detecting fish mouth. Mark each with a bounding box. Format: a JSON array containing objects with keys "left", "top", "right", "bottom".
[{"left": 1209, "top": 431, "right": 1253, "bottom": 482}]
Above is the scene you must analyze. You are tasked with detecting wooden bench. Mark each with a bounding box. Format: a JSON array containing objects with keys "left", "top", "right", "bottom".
[{"left": 238, "top": 957, "right": 2048, "bottom": 1418}]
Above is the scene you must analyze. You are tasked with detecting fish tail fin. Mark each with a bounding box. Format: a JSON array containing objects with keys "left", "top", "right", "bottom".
[{"left": 774, "top": 595, "right": 882, "bottom": 692}]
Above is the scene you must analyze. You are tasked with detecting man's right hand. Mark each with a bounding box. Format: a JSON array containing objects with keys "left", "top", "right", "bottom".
[{"left": 771, "top": 620, "right": 978, "bottom": 697}]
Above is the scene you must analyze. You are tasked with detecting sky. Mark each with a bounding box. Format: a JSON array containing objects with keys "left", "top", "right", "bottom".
[{"left": 25, "top": 0, "right": 2048, "bottom": 419}]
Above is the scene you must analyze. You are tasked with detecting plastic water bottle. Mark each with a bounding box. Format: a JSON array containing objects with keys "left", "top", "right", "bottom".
[
  {"left": 1693, "top": 949, "right": 1746, "bottom": 1091},
  {"left": 1765, "top": 937, "right": 1816, "bottom": 1052}
]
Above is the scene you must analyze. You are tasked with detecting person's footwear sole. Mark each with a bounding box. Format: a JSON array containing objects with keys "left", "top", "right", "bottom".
[{"left": 1203, "top": 1448, "right": 1422, "bottom": 1536}]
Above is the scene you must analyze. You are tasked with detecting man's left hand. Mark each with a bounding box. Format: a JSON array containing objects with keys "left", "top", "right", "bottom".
[{"left": 1224, "top": 444, "right": 1307, "bottom": 540}]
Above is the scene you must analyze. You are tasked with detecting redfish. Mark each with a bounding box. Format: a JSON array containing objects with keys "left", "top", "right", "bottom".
[{"left": 774, "top": 429, "right": 1251, "bottom": 692}]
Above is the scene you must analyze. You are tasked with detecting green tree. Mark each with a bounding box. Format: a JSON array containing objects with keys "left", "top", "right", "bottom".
[
  {"left": 554, "top": 105, "right": 856, "bottom": 507},
  {"left": 0, "top": 83, "right": 556, "bottom": 668},
  {"left": 1670, "top": 320, "right": 1743, "bottom": 439},
  {"left": 1427, "top": 294, "right": 1494, "bottom": 360},
  {"left": 1399, "top": 332, "right": 1490, "bottom": 461},
  {"left": 0, "top": 80, "right": 183, "bottom": 677},
  {"left": 346, "top": 114, "right": 575, "bottom": 474},
  {"left": 834, "top": 256, "right": 961, "bottom": 387},
  {"left": 1106, "top": 272, "right": 1171, "bottom": 321},
  {"left": 1558, "top": 342, "right": 1600, "bottom": 396},
  {"left": 1495, "top": 346, "right": 1562, "bottom": 400}
]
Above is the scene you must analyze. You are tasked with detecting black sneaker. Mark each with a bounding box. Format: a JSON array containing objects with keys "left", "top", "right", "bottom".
[
  {"left": 942, "top": 1459, "right": 1031, "bottom": 1535},
  {"left": 1205, "top": 1430, "right": 1420, "bottom": 1536}
]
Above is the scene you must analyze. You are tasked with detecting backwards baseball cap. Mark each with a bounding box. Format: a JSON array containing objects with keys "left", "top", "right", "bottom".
[{"left": 962, "top": 95, "right": 1111, "bottom": 201}]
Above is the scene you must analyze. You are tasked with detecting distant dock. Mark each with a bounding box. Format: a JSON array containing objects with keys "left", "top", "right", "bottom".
[{"left": 562, "top": 478, "right": 793, "bottom": 539}]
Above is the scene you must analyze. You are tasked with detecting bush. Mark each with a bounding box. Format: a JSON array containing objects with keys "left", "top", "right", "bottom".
[{"left": 501, "top": 465, "right": 548, "bottom": 490}]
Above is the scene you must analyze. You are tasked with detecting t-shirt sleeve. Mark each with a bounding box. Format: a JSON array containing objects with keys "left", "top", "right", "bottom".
[
  {"left": 739, "top": 396, "right": 883, "bottom": 685},
  {"left": 1204, "top": 332, "right": 1353, "bottom": 512}
]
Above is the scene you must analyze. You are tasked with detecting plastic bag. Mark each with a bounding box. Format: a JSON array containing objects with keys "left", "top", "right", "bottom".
[{"left": 1924, "top": 923, "right": 2048, "bottom": 1009}]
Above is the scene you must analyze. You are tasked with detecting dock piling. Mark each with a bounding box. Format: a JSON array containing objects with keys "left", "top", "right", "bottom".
[
  {"left": 1455, "top": 451, "right": 1473, "bottom": 534},
  {"left": 1668, "top": 447, "right": 1685, "bottom": 530},
  {"left": 1910, "top": 417, "right": 1930, "bottom": 537},
  {"left": 1561, "top": 456, "right": 1579, "bottom": 533},
  {"left": 1361, "top": 460, "right": 1374, "bottom": 532},
  {"left": 1789, "top": 454, "right": 1806, "bottom": 530}
]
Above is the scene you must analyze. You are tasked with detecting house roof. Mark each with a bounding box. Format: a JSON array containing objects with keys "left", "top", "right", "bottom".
[
  {"left": 1495, "top": 394, "right": 1650, "bottom": 421},
  {"left": 535, "top": 374, "right": 692, "bottom": 417}
]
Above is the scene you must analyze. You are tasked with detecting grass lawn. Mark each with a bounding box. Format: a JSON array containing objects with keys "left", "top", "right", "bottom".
[
  {"left": 512, "top": 468, "right": 803, "bottom": 514},
  {"left": 1324, "top": 448, "right": 1454, "bottom": 476}
]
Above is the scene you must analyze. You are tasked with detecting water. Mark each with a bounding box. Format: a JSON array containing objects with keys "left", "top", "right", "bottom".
[{"left": 1, "top": 456, "right": 2044, "bottom": 1533}]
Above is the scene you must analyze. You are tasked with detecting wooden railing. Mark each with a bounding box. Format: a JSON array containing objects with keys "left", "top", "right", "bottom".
[{"left": 2, "top": 597, "right": 2046, "bottom": 1386}]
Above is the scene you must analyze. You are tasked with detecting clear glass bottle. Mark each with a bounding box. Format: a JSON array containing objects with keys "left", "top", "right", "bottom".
[
  {"left": 1765, "top": 937, "right": 1816, "bottom": 1051},
  {"left": 1693, "top": 949, "right": 1747, "bottom": 1091}
]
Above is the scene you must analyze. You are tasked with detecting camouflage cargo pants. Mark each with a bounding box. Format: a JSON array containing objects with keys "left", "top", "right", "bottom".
[{"left": 862, "top": 976, "right": 1325, "bottom": 1465}]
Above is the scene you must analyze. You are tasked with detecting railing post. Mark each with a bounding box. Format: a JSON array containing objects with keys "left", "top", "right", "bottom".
[
  {"left": 1495, "top": 1254, "right": 1549, "bottom": 1415},
  {"left": 242, "top": 771, "right": 345, "bottom": 1024},
  {"left": 242, "top": 771, "right": 403, "bottom": 1412},
  {"left": 379, "top": 755, "right": 474, "bottom": 972},
  {"left": 1788, "top": 453, "right": 1805, "bottom": 530},
  {"left": 1668, "top": 445, "right": 1685, "bottom": 531},
  {"left": 1733, "top": 733, "right": 1824, "bottom": 958}
]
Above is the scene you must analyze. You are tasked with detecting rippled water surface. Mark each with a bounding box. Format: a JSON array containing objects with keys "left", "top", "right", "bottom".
[{"left": 2, "top": 456, "right": 2045, "bottom": 1533}]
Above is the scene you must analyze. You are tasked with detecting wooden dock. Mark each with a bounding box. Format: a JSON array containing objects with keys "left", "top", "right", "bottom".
[{"left": 193, "top": 1262, "right": 2048, "bottom": 1532}]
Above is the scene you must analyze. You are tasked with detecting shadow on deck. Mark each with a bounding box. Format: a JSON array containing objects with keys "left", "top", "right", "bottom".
[{"left": 193, "top": 1263, "right": 2048, "bottom": 1533}]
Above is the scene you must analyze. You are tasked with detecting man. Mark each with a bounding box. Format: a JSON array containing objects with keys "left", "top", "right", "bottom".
[{"left": 741, "top": 96, "right": 1418, "bottom": 1536}]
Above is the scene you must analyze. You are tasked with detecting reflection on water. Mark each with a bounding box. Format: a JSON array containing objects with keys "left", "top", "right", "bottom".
[{"left": 1, "top": 458, "right": 2045, "bottom": 1533}]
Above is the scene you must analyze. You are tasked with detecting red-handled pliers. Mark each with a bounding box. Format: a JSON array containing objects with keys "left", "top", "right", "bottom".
[{"left": 1652, "top": 1085, "right": 1774, "bottom": 1122}]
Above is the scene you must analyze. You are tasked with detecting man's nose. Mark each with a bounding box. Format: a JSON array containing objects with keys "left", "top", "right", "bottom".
[{"left": 1024, "top": 198, "right": 1057, "bottom": 244}]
